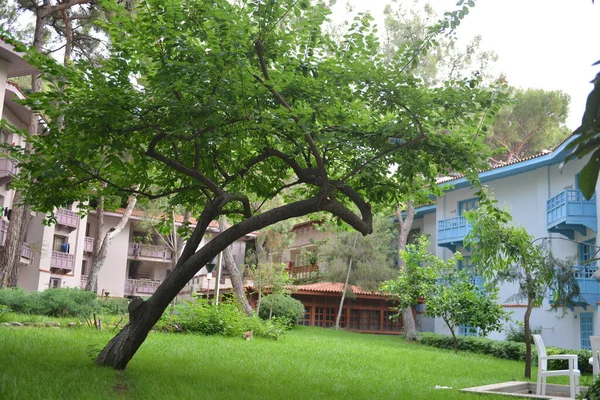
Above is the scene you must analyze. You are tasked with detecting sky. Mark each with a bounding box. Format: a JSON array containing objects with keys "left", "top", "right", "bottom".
[{"left": 330, "top": 0, "right": 600, "bottom": 130}]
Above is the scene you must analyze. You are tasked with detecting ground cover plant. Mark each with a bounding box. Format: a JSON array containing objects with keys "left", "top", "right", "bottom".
[{"left": 0, "top": 326, "right": 582, "bottom": 400}]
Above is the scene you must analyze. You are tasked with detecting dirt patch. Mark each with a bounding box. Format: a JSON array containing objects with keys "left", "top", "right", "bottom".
[{"left": 112, "top": 371, "right": 130, "bottom": 396}]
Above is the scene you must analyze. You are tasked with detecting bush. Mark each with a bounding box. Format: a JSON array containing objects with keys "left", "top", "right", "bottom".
[
  {"left": 505, "top": 321, "right": 542, "bottom": 343},
  {"left": 0, "top": 287, "right": 99, "bottom": 317},
  {"left": 158, "top": 298, "right": 287, "bottom": 339},
  {"left": 258, "top": 295, "right": 304, "bottom": 326},
  {"left": 99, "top": 297, "right": 130, "bottom": 315},
  {"left": 419, "top": 332, "right": 593, "bottom": 375}
]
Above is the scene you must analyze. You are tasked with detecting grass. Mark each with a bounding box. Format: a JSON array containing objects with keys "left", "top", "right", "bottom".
[{"left": 0, "top": 325, "right": 578, "bottom": 400}]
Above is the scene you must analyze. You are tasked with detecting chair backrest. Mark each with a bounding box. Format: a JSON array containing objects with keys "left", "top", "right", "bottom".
[
  {"left": 533, "top": 334, "right": 547, "bottom": 371},
  {"left": 590, "top": 336, "right": 600, "bottom": 378}
]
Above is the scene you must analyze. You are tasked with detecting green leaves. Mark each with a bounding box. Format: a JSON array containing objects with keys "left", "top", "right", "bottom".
[{"left": 579, "top": 149, "right": 600, "bottom": 200}]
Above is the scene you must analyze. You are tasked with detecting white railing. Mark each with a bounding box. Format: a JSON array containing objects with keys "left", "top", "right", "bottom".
[
  {"left": 56, "top": 208, "right": 79, "bottom": 229},
  {"left": 128, "top": 243, "right": 173, "bottom": 261},
  {"left": 84, "top": 236, "right": 94, "bottom": 252},
  {"left": 124, "top": 278, "right": 161, "bottom": 295},
  {"left": 50, "top": 251, "right": 74, "bottom": 271}
]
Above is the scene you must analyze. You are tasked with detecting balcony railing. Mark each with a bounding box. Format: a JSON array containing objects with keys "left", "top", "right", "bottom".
[
  {"left": 549, "top": 265, "right": 600, "bottom": 309},
  {"left": 56, "top": 208, "right": 79, "bottom": 229},
  {"left": 20, "top": 244, "right": 34, "bottom": 263},
  {"left": 128, "top": 243, "right": 172, "bottom": 262},
  {"left": 437, "top": 216, "right": 471, "bottom": 250},
  {"left": 80, "top": 275, "right": 88, "bottom": 289},
  {"left": 50, "top": 251, "right": 74, "bottom": 271},
  {"left": 0, "top": 157, "right": 17, "bottom": 179},
  {"left": 84, "top": 236, "right": 94, "bottom": 253},
  {"left": 287, "top": 264, "right": 318, "bottom": 281},
  {"left": 124, "top": 278, "right": 161, "bottom": 295},
  {"left": 547, "top": 190, "right": 597, "bottom": 239},
  {"left": 0, "top": 219, "right": 8, "bottom": 245}
]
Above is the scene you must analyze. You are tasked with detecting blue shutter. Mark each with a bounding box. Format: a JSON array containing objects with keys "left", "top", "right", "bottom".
[{"left": 581, "top": 312, "right": 594, "bottom": 350}]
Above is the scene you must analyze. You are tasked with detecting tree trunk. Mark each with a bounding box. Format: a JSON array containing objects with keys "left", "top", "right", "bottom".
[
  {"left": 0, "top": 192, "right": 30, "bottom": 288},
  {"left": 524, "top": 296, "right": 534, "bottom": 379},
  {"left": 97, "top": 195, "right": 368, "bottom": 369},
  {"left": 396, "top": 203, "right": 418, "bottom": 341},
  {"left": 218, "top": 217, "right": 253, "bottom": 315},
  {"left": 335, "top": 233, "right": 359, "bottom": 329},
  {"left": 449, "top": 325, "right": 458, "bottom": 354},
  {"left": 86, "top": 192, "right": 138, "bottom": 292}
]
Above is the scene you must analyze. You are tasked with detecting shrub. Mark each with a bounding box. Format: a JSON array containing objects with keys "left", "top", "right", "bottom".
[
  {"left": 0, "top": 287, "right": 99, "bottom": 317},
  {"left": 38, "top": 288, "right": 99, "bottom": 317},
  {"left": 99, "top": 297, "right": 130, "bottom": 315},
  {"left": 505, "top": 321, "right": 542, "bottom": 343},
  {"left": 158, "top": 298, "right": 287, "bottom": 339},
  {"left": 419, "top": 332, "right": 593, "bottom": 375},
  {"left": 258, "top": 295, "right": 304, "bottom": 326}
]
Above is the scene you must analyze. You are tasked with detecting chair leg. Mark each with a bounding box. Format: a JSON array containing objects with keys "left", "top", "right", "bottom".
[
  {"left": 570, "top": 375, "right": 575, "bottom": 399},
  {"left": 541, "top": 376, "right": 547, "bottom": 396},
  {"left": 536, "top": 373, "right": 542, "bottom": 395}
]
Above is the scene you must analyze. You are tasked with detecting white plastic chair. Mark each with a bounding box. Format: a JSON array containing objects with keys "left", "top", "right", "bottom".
[
  {"left": 589, "top": 336, "right": 600, "bottom": 380},
  {"left": 532, "top": 334, "right": 580, "bottom": 398}
]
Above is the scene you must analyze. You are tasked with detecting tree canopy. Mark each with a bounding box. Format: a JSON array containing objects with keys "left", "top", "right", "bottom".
[{"left": 8, "top": 0, "right": 499, "bottom": 369}]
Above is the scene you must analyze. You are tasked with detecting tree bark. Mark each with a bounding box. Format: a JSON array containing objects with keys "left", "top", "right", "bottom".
[
  {"left": 335, "top": 233, "right": 359, "bottom": 329},
  {"left": 396, "top": 203, "right": 418, "bottom": 341},
  {"left": 218, "top": 217, "right": 253, "bottom": 315},
  {"left": 524, "top": 296, "right": 534, "bottom": 379},
  {"left": 86, "top": 192, "right": 138, "bottom": 292},
  {"left": 96, "top": 194, "right": 371, "bottom": 369},
  {"left": 0, "top": 192, "right": 30, "bottom": 288}
]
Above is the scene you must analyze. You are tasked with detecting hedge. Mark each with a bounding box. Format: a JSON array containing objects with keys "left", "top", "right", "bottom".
[{"left": 419, "top": 332, "right": 593, "bottom": 374}]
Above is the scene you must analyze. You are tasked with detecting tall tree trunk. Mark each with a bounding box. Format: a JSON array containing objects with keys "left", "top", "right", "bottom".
[
  {"left": 218, "top": 217, "right": 253, "bottom": 315},
  {"left": 86, "top": 192, "right": 138, "bottom": 292},
  {"left": 0, "top": 192, "right": 29, "bottom": 288},
  {"left": 524, "top": 296, "right": 534, "bottom": 379},
  {"left": 335, "top": 233, "right": 359, "bottom": 329},
  {"left": 96, "top": 195, "right": 350, "bottom": 369},
  {"left": 396, "top": 202, "right": 418, "bottom": 341}
]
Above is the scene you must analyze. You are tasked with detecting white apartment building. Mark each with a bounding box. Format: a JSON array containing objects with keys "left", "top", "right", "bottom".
[{"left": 412, "top": 135, "right": 598, "bottom": 350}]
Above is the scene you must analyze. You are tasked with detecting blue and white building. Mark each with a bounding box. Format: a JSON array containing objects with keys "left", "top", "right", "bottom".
[{"left": 412, "top": 135, "right": 599, "bottom": 350}]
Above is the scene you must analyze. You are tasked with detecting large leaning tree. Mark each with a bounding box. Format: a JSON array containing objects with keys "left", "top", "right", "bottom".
[{"left": 12, "top": 0, "right": 497, "bottom": 369}]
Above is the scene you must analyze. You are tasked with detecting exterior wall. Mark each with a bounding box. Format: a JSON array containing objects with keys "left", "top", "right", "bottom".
[{"left": 418, "top": 150, "right": 597, "bottom": 349}]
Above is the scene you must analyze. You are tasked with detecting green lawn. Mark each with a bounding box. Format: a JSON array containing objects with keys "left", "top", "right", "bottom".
[{"left": 0, "top": 326, "right": 567, "bottom": 399}]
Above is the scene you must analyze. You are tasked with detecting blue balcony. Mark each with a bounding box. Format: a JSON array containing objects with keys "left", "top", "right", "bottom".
[
  {"left": 574, "top": 265, "right": 600, "bottom": 309},
  {"left": 437, "top": 216, "right": 471, "bottom": 251},
  {"left": 549, "top": 265, "right": 600, "bottom": 310},
  {"left": 547, "top": 190, "right": 597, "bottom": 240}
]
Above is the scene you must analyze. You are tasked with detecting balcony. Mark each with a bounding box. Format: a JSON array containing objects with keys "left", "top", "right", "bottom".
[
  {"left": 124, "top": 278, "right": 161, "bottom": 295},
  {"left": 287, "top": 264, "right": 319, "bottom": 282},
  {"left": 547, "top": 190, "right": 597, "bottom": 239},
  {"left": 437, "top": 216, "right": 471, "bottom": 251},
  {"left": 84, "top": 236, "right": 94, "bottom": 253},
  {"left": 80, "top": 275, "right": 88, "bottom": 289},
  {"left": 50, "top": 251, "right": 74, "bottom": 272},
  {"left": 0, "top": 157, "right": 17, "bottom": 180},
  {"left": 20, "top": 244, "right": 34, "bottom": 264},
  {"left": 128, "top": 243, "right": 172, "bottom": 262},
  {"left": 56, "top": 208, "right": 79, "bottom": 230}
]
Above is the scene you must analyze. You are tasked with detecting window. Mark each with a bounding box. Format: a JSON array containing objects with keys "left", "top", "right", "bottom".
[
  {"left": 577, "top": 239, "right": 597, "bottom": 279},
  {"left": 301, "top": 306, "right": 311, "bottom": 326},
  {"left": 49, "top": 278, "right": 61, "bottom": 289},
  {"left": 314, "top": 307, "right": 337, "bottom": 328},
  {"left": 458, "top": 324, "right": 478, "bottom": 336},
  {"left": 383, "top": 311, "right": 401, "bottom": 331},
  {"left": 458, "top": 198, "right": 478, "bottom": 216},
  {"left": 53, "top": 235, "right": 69, "bottom": 253},
  {"left": 458, "top": 256, "right": 484, "bottom": 289}
]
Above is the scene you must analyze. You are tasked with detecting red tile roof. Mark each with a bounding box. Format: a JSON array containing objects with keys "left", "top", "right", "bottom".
[
  {"left": 436, "top": 134, "right": 575, "bottom": 185},
  {"left": 292, "top": 282, "right": 383, "bottom": 296}
]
